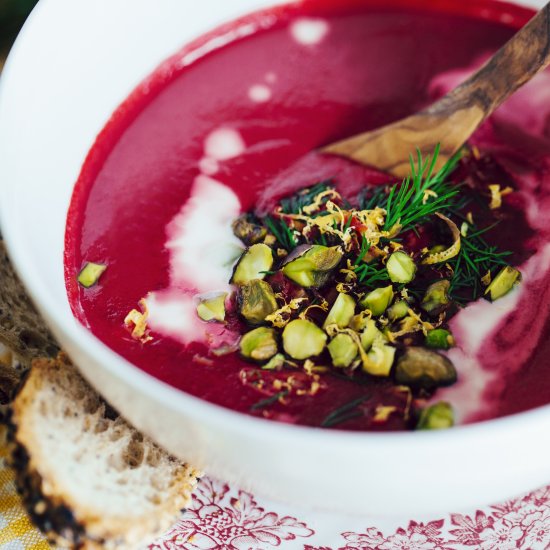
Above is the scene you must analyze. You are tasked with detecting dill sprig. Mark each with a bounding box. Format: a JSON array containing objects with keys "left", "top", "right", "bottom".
[
  {"left": 250, "top": 390, "right": 289, "bottom": 411},
  {"left": 321, "top": 394, "right": 371, "bottom": 427},
  {"left": 355, "top": 262, "right": 390, "bottom": 287},
  {"left": 358, "top": 185, "right": 389, "bottom": 211},
  {"left": 353, "top": 236, "right": 391, "bottom": 286},
  {"left": 449, "top": 222, "right": 512, "bottom": 300},
  {"left": 383, "top": 145, "right": 462, "bottom": 233},
  {"left": 264, "top": 216, "right": 297, "bottom": 251},
  {"left": 354, "top": 235, "right": 370, "bottom": 265}
]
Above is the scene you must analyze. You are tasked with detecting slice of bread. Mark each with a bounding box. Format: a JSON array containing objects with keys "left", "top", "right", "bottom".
[
  {"left": 0, "top": 242, "right": 59, "bottom": 365},
  {"left": 8, "top": 353, "right": 200, "bottom": 549}
]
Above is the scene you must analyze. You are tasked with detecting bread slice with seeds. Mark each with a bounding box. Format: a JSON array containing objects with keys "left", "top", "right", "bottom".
[{"left": 8, "top": 353, "right": 200, "bottom": 549}]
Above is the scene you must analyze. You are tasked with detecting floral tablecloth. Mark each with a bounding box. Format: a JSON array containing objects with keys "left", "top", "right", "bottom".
[
  {"left": 1, "top": 433, "right": 550, "bottom": 550},
  {"left": 150, "top": 477, "right": 550, "bottom": 550}
]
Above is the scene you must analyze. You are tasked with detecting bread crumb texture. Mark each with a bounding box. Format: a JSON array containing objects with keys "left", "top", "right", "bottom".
[{"left": 9, "top": 353, "right": 200, "bottom": 549}]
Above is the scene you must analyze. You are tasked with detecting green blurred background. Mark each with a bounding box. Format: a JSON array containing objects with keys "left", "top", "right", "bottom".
[{"left": 0, "top": 0, "right": 39, "bottom": 67}]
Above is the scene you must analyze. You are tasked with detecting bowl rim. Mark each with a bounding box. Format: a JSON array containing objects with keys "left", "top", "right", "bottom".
[{"left": 0, "top": 0, "right": 548, "bottom": 450}]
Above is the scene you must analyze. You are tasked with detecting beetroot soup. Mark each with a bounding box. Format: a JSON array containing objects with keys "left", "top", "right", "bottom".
[{"left": 65, "top": 0, "right": 550, "bottom": 431}]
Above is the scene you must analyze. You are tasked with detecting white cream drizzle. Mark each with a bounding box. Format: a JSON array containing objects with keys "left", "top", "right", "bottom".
[
  {"left": 437, "top": 244, "right": 550, "bottom": 422},
  {"left": 166, "top": 175, "right": 243, "bottom": 292},
  {"left": 437, "top": 292, "right": 520, "bottom": 422},
  {"left": 145, "top": 175, "right": 243, "bottom": 346},
  {"left": 248, "top": 84, "right": 272, "bottom": 103},
  {"left": 289, "top": 17, "right": 330, "bottom": 46},
  {"left": 145, "top": 290, "right": 204, "bottom": 345},
  {"left": 204, "top": 127, "right": 246, "bottom": 161}
]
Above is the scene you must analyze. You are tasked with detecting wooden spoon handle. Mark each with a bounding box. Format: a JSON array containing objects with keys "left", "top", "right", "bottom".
[
  {"left": 323, "top": 3, "right": 550, "bottom": 177},
  {"left": 428, "top": 1, "right": 550, "bottom": 119}
]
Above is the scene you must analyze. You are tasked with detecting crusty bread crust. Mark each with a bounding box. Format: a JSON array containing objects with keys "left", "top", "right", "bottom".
[{"left": 9, "top": 353, "right": 200, "bottom": 549}]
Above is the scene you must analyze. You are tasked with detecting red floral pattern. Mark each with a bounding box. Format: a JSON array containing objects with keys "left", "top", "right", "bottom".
[
  {"left": 150, "top": 478, "right": 314, "bottom": 549},
  {"left": 341, "top": 520, "right": 455, "bottom": 550},
  {"left": 151, "top": 479, "right": 550, "bottom": 550}
]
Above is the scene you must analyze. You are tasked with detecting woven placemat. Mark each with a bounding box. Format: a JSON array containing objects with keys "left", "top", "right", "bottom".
[{"left": 0, "top": 425, "right": 50, "bottom": 549}]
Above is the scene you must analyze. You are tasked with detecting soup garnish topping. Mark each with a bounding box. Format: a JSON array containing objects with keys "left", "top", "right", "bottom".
[{"left": 191, "top": 146, "right": 521, "bottom": 430}]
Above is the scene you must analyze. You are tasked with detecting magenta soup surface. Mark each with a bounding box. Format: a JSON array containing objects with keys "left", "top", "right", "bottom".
[{"left": 65, "top": 0, "right": 550, "bottom": 430}]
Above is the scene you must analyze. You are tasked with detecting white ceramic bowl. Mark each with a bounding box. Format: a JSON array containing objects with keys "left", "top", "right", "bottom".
[{"left": 0, "top": 0, "right": 548, "bottom": 516}]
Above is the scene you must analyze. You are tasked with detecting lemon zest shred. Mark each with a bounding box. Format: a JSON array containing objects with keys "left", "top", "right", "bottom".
[
  {"left": 301, "top": 188, "right": 342, "bottom": 215},
  {"left": 124, "top": 298, "right": 152, "bottom": 343},
  {"left": 422, "top": 213, "right": 461, "bottom": 265},
  {"left": 481, "top": 270, "right": 492, "bottom": 286},
  {"left": 265, "top": 297, "right": 308, "bottom": 328},
  {"left": 422, "top": 189, "right": 438, "bottom": 205},
  {"left": 489, "top": 184, "right": 513, "bottom": 210}
]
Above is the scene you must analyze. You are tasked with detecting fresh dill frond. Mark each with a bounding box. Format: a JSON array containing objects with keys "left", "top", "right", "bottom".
[
  {"left": 355, "top": 261, "right": 390, "bottom": 287},
  {"left": 449, "top": 222, "right": 512, "bottom": 300},
  {"left": 354, "top": 235, "right": 370, "bottom": 266},
  {"left": 343, "top": 213, "right": 353, "bottom": 232},
  {"left": 250, "top": 390, "right": 289, "bottom": 411},
  {"left": 383, "top": 145, "right": 462, "bottom": 233},
  {"left": 264, "top": 216, "right": 297, "bottom": 251},
  {"left": 358, "top": 185, "right": 389, "bottom": 211},
  {"left": 321, "top": 394, "right": 371, "bottom": 427}
]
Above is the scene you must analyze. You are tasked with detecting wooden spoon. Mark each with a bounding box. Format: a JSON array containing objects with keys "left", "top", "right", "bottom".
[{"left": 322, "top": 2, "right": 550, "bottom": 177}]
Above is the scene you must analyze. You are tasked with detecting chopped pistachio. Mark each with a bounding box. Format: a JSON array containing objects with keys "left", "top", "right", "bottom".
[
  {"left": 485, "top": 266, "right": 521, "bottom": 301},
  {"left": 231, "top": 244, "right": 274, "bottom": 285},
  {"left": 196, "top": 292, "right": 228, "bottom": 322},
  {"left": 416, "top": 401, "right": 454, "bottom": 430},
  {"left": 282, "top": 319, "right": 327, "bottom": 360},
  {"left": 359, "top": 320, "right": 395, "bottom": 376},
  {"left": 239, "top": 279, "right": 278, "bottom": 324},
  {"left": 263, "top": 353, "right": 286, "bottom": 370},
  {"left": 394, "top": 347, "right": 457, "bottom": 391},
  {"left": 323, "top": 293, "right": 356, "bottom": 330},
  {"left": 421, "top": 280, "right": 451, "bottom": 316},
  {"left": 362, "top": 341, "right": 396, "bottom": 377},
  {"left": 77, "top": 262, "right": 107, "bottom": 288},
  {"left": 386, "top": 251, "right": 416, "bottom": 283},
  {"left": 425, "top": 328, "right": 455, "bottom": 350},
  {"left": 232, "top": 215, "right": 267, "bottom": 246},
  {"left": 328, "top": 333, "right": 358, "bottom": 368},
  {"left": 240, "top": 327, "right": 278, "bottom": 362},
  {"left": 387, "top": 300, "right": 409, "bottom": 322},
  {"left": 360, "top": 319, "right": 383, "bottom": 351},
  {"left": 282, "top": 245, "right": 343, "bottom": 288},
  {"left": 360, "top": 285, "right": 394, "bottom": 316}
]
